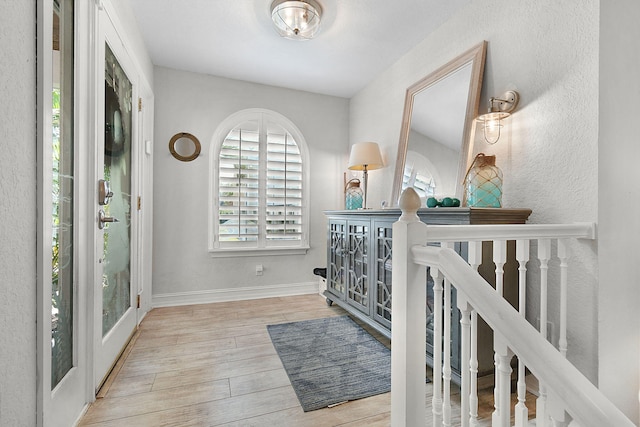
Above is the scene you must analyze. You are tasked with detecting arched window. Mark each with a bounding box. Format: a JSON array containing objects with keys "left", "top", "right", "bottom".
[
  {"left": 209, "top": 109, "right": 310, "bottom": 256},
  {"left": 403, "top": 150, "right": 439, "bottom": 200}
]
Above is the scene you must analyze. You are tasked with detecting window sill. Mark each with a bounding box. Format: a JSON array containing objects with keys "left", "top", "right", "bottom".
[{"left": 208, "top": 246, "right": 310, "bottom": 258}]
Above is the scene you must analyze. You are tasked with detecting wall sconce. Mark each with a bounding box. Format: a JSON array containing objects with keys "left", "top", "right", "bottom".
[
  {"left": 476, "top": 90, "right": 520, "bottom": 144},
  {"left": 270, "top": 0, "right": 323, "bottom": 40},
  {"left": 348, "top": 142, "right": 384, "bottom": 209}
]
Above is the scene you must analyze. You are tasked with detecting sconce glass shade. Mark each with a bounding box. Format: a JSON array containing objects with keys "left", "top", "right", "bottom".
[
  {"left": 271, "top": 0, "right": 322, "bottom": 40},
  {"left": 477, "top": 111, "right": 510, "bottom": 145},
  {"left": 476, "top": 90, "right": 519, "bottom": 144}
]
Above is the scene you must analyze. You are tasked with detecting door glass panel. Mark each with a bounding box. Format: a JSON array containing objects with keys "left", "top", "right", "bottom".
[
  {"left": 51, "top": 0, "right": 74, "bottom": 389},
  {"left": 102, "top": 44, "right": 132, "bottom": 336}
]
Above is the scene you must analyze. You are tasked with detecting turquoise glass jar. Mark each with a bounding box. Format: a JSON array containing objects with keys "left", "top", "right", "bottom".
[
  {"left": 345, "top": 179, "right": 363, "bottom": 210},
  {"left": 464, "top": 153, "right": 503, "bottom": 208}
]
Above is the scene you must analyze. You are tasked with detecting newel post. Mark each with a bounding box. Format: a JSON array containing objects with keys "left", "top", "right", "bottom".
[{"left": 391, "top": 188, "right": 428, "bottom": 427}]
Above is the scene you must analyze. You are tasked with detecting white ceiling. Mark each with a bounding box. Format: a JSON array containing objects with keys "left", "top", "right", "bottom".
[{"left": 129, "top": 0, "right": 471, "bottom": 98}]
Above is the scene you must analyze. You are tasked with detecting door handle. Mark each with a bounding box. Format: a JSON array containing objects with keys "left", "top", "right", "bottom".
[
  {"left": 98, "top": 179, "right": 113, "bottom": 206},
  {"left": 98, "top": 209, "right": 119, "bottom": 229}
]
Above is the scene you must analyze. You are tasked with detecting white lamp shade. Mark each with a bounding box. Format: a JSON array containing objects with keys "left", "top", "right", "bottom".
[{"left": 348, "top": 142, "right": 384, "bottom": 171}]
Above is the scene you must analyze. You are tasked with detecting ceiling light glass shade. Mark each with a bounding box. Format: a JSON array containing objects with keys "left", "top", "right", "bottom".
[{"left": 271, "top": 0, "right": 323, "bottom": 40}]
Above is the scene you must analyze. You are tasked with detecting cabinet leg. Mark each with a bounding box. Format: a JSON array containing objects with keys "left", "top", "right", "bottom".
[{"left": 326, "top": 298, "right": 333, "bottom": 306}]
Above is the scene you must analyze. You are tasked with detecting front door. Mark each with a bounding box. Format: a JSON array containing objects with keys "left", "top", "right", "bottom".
[{"left": 94, "top": 11, "right": 139, "bottom": 388}]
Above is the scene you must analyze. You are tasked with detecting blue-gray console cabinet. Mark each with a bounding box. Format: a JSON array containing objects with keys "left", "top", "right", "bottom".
[{"left": 324, "top": 207, "right": 531, "bottom": 383}]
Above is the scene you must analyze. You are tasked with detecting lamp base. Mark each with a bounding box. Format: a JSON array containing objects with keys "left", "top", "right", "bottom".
[{"left": 362, "top": 167, "right": 369, "bottom": 209}]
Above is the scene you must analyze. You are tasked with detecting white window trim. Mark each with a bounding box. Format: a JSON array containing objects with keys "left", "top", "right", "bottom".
[{"left": 208, "top": 108, "right": 310, "bottom": 257}]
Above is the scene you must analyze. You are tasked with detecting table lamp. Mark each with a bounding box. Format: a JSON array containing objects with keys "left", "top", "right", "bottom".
[{"left": 347, "top": 142, "right": 384, "bottom": 209}]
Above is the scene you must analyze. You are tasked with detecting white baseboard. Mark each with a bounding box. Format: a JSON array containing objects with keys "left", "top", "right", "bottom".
[
  {"left": 318, "top": 277, "right": 327, "bottom": 296},
  {"left": 152, "top": 281, "right": 318, "bottom": 308}
]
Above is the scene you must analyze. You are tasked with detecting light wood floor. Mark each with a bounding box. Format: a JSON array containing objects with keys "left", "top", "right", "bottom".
[{"left": 78, "top": 294, "right": 532, "bottom": 426}]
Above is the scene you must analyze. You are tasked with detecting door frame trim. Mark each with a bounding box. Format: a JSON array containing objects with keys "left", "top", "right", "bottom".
[
  {"left": 36, "top": 1, "right": 154, "bottom": 425},
  {"left": 36, "top": 0, "right": 97, "bottom": 425}
]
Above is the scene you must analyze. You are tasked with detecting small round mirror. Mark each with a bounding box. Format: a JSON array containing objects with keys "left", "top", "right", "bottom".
[{"left": 169, "top": 132, "right": 201, "bottom": 162}]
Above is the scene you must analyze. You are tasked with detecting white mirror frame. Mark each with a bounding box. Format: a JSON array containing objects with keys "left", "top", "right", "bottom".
[{"left": 391, "top": 41, "right": 487, "bottom": 206}]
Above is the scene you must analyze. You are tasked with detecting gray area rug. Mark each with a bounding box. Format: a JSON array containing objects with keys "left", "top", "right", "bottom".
[{"left": 267, "top": 315, "right": 391, "bottom": 412}]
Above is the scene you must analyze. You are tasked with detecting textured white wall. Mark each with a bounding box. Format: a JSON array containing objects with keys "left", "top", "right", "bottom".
[
  {"left": 351, "top": 0, "right": 600, "bottom": 382},
  {"left": 599, "top": 1, "right": 640, "bottom": 422},
  {"left": 152, "top": 67, "right": 348, "bottom": 298},
  {"left": 0, "top": 1, "right": 37, "bottom": 425}
]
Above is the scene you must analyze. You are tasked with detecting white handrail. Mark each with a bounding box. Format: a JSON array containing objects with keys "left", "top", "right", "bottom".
[
  {"left": 423, "top": 222, "right": 596, "bottom": 242},
  {"left": 411, "top": 244, "right": 634, "bottom": 427}
]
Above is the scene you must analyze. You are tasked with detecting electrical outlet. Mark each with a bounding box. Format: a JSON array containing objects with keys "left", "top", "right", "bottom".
[{"left": 256, "top": 264, "right": 263, "bottom": 276}]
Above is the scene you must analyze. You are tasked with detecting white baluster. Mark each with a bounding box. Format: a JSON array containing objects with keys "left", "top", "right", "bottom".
[
  {"left": 490, "top": 239, "right": 507, "bottom": 426},
  {"left": 516, "top": 239, "right": 530, "bottom": 317},
  {"left": 390, "top": 188, "right": 427, "bottom": 427},
  {"left": 558, "top": 239, "right": 569, "bottom": 358},
  {"left": 458, "top": 293, "right": 472, "bottom": 427},
  {"left": 442, "top": 242, "right": 454, "bottom": 426},
  {"left": 493, "top": 240, "right": 507, "bottom": 296},
  {"left": 538, "top": 239, "right": 551, "bottom": 341},
  {"left": 493, "top": 335, "right": 513, "bottom": 427},
  {"left": 469, "top": 311, "right": 479, "bottom": 427},
  {"left": 431, "top": 267, "right": 444, "bottom": 426},
  {"left": 546, "top": 239, "right": 572, "bottom": 424},
  {"left": 467, "top": 241, "right": 482, "bottom": 427},
  {"left": 492, "top": 352, "right": 501, "bottom": 426},
  {"left": 515, "top": 239, "right": 530, "bottom": 427},
  {"left": 443, "top": 277, "right": 452, "bottom": 426},
  {"left": 549, "top": 238, "right": 569, "bottom": 427},
  {"left": 537, "top": 239, "right": 551, "bottom": 427}
]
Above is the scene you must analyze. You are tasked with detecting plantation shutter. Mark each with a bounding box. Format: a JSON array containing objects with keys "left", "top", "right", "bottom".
[
  {"left": 403, "top": 165, "right": 435, "bottom": 198},
  {"left": 216, "top": 114, "right": 305, "bottom": 248},
  {"left": 266, "top": 122, "right": 302, "bottom": 242},
  {"left": 218, "top": 120, "right": 260, "bottom": 242}
]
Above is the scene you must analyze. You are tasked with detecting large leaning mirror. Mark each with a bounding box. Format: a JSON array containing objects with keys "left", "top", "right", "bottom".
[{"left": 391, "top": 41, "right": 487, "bottom": 205}]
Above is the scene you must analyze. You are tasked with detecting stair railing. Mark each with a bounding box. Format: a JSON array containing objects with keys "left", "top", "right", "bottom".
[{"left": 390, "top": 188, "right": 633, "bottom": 427}]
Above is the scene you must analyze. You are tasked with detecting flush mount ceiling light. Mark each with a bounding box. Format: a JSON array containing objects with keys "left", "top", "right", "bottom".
[{"left": 270, "top": 0, "right": 323, "bottom": 40}]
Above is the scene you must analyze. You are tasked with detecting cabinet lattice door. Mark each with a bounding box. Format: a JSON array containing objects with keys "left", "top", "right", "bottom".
[
  {"left": 328, "top": 221, "right": 346, "bottom": 297},
  {"left": 346, "top": 222, "right": 369, "bottom": 313},
  {"left": 374, "top": 223, "right": 393, "bottom": 328}
]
